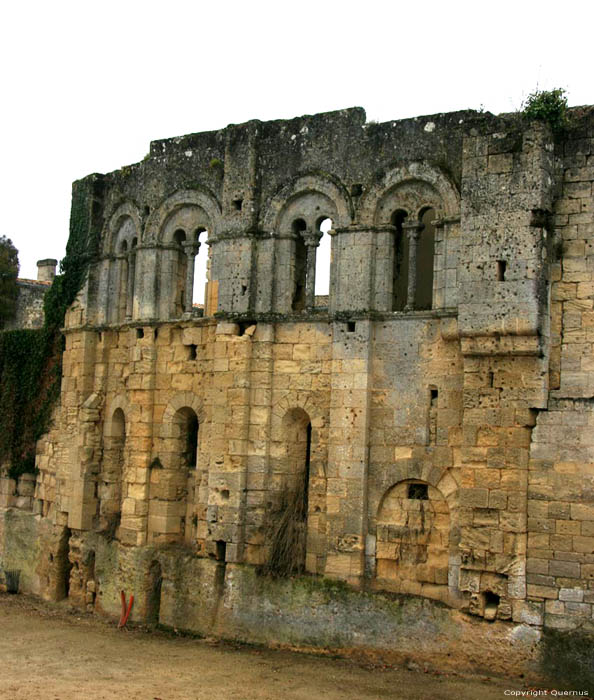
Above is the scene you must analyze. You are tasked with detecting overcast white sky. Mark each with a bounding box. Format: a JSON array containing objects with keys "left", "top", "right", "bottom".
[{"left": 1, "top": 0, "right": 592, "bottom": 287}]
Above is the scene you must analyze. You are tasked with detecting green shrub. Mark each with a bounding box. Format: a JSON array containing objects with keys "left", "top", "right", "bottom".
[{"left": 522, "top": 88, "right": 568, "bottom": 133}]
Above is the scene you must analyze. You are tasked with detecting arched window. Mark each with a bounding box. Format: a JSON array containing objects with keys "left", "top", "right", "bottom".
[
  {"left": 173, "top": 229, "right": 187, "bottom": 315},
  {"left": 174, "top": 407, "right": 199, "bottom": 469},
  {"left": 415, "top": 207, "right": 436, "bottom": 310},
  {"left": 292, "top": 219, "right": 307, "bottom": 311},
  {"left": 192, "top": 228, "right": 208, "bottom": 307},
  {"left": 117, "top": 240, "right": 128, "bottom": 322},
  {"left": 314, "top": 218, "right": 332, "bottom": 307},
  {"left": 126, "top": 237, "right": 138, "bottom": 319},
  {"left": 99, "top": 408, "right": 126, "bottom": 536},
  {"left": 391, "top": 210, "right": 408, "bottom": 311},
  {"left": 265, "top": 408, "right": 312, "bottom": 576}
]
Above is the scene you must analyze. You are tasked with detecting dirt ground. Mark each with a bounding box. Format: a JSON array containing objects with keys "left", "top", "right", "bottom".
[{"left": 0, "top": 592, "right": 537, "bottom": 700}]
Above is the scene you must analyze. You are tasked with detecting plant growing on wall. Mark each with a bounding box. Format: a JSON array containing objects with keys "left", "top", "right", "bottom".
[
  {"left": 0, "top": 236, "right": 19, "bottom": 329},
  {"left": 522, "top": 88, "right": 568, "bottom": 133},
  {"left": 0, "top": 177, "right": 101, "bottom": 479}
]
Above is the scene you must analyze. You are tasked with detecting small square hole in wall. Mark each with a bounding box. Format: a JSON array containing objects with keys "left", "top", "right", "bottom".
[
  {"left": 241, "top": 284, "right": 247, "bottom": 296},
  {"left": 497, "top": 260, "right": 507, "bottom": 281},
  {"left": 232, "top": 198, "right": 243, "bottom": 211},
  {"left": 188, "top": 344, "right": 197, "bottom": 360},
  {"left": 351, "top": 183, "right": 363, "bottom": 197},
  {"left": 215, "top": 540, "right": 227, "bottom": 562},
  {"left": 346, "top": 321, "right": 356, "bottom": 333},
  {"left": 408, "top": 483, "right": 428, "bottom": 500},
  {"left": 136, "top": 328, "right": 144, "bottom": 339},
  {"left": 153, "top": 328, "right": 159, "bottom": 340}
]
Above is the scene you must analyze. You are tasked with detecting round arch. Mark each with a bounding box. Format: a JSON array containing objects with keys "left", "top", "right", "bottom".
[
  {"left": 160, "top": 391, "right": 207, "bottom": 439},
  {"left": 144, "top": 188, "right": 222, "bottom": 244},
  {"left": 102, "top": 201, "right": 142, "bottom": 255},
  {"left": 358, "top": 162, "right": 460, "bottom": 226},
  {"left": 263, "top": 172, "right": 353, "bottom": 233}
]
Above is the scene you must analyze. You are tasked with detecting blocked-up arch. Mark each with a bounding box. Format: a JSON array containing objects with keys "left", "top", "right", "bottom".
[
  {"left": 372, "top": 463, "right": 459, "bottom": 598},
  {"left": 99, "top": 394, "right": 130, "bottom": 535},
  {"left": 148, "top": 392, "right": 207, "bottom": 545}
]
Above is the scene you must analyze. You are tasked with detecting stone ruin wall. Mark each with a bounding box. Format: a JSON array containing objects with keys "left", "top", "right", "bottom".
[{"left": 2, "top": 105, "right": 594, "bottom": 670}]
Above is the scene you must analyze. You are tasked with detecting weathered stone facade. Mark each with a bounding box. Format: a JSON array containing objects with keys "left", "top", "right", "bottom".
[
  {"left": 3, "top": 259, "right": 57, "bottom": 331},
  {"left": 2, "top": 105, "right": 594, "bottom": 677}
]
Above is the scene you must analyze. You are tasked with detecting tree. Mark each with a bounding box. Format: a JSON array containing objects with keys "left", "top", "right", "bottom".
[{"left": 0, "top": 236, "right": 19, "bottom": 328}]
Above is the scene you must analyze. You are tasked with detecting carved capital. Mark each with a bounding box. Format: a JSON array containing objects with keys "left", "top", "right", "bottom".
[
  {"left": 182, "top": 241, "right": 201, "bottom": 257},
  {"left": 302, "top": 230, "right": 323, "bottom": 248}
]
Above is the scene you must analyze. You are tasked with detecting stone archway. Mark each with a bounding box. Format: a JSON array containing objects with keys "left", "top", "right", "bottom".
[{"left": 376, "top": 479, "right": 450, "bottom": 595}]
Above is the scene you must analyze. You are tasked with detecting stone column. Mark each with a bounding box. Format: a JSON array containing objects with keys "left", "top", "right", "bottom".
[
  {"left": 303, "top": 230, "right": 322, "bottom": 311},
  {"left": 403, "top": 221, "right": 422, "bottom": 311},
  {"left": 125, "top": 248, "right": 136, "bottom": 320},
  {"left": 182, "top": 241, "right": 200, "bottom": 314}
]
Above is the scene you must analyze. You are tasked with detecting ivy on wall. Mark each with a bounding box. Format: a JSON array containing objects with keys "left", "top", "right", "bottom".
[
  {"left": 0, "top": 176, "right": 102, "bottom": 479},
  {"left": 0, "top": 236, "right": 19, "bottom": 328}
]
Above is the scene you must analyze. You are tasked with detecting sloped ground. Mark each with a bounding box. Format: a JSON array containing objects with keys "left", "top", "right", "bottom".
[{"left": 0, "top": 593, "right": 533, "bottom": 699}]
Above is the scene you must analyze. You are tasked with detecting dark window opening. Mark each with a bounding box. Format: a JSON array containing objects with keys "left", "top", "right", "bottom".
[
  {"left": 392, "top": 210, "right": 408, "bottom": 311},
  {"left": 186, "top": 413, "right": 199, "bottom": 468},
  {"left": 215, "top": 540, "right": 227, "bottom": 562},
  {"left": 485, "top": 590, "right": 500, "bottom": 607},
  {"left": 154, "top": 328, "right": 159, "bottom": 340},
  {"left": 497, "top": 260, "right": 507, "bottom": 281},
  {"left": 350, "top": 183, "right": 363, "bottom": 197},
  {"left": 56, "top": 528, "right": 73, "bottom": 601},
  {"left": 303, "top": 422, "right": 312, "bottom": 517},
  {"left": 292, "top": 219, "right": 307, "bottom": 311},
  {"left": 241, "top": 284, "right": 247, "bottom": 296},
  {"left": 347, "top": 321, "right": 356, "bottom": 332},
  {"left": 488, "top": 371, "right": 494, "bottom": 387},
  {"left": 238, "top": 321, "right": 256, "bottom": 336},
  {"left": 143, "top": 206, "right": 150, "bottom": 217},
  {"left": 98, "top": 332, "right": 103, "bottom": 343},
  {"left": 415, "top": 208, "right": 436, "bottom": 310},
  {"left": 429, "top": 388, "right": 438, "bottom": 445},
  {"left": 173, "top": 229, "right": 186, "bottom": 246},
  {"left": 232, "top": 199, "right": 243, "bottom": 211},
  {"left": 408, "top": 483, "right": 429, "bottom": 501},
  {"left": 221, "top": 489, "right": 230, "bottom": 500},
  {"left": 188, "top": 344, "right": 197, "bottom": 360},
  {"left": 136, "top": 328, "right": 144, "bottom": 339}
]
